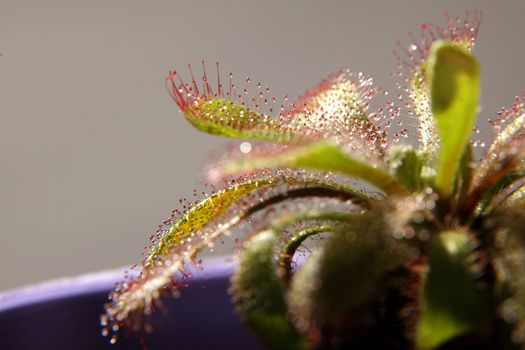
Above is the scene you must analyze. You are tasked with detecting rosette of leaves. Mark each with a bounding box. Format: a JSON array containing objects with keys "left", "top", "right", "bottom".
[{"left": 103, "top": 12, "right": 525, "bottom": 350}]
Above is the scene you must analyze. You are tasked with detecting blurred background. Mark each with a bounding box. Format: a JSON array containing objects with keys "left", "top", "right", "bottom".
[{"left": 1, "top": 0, "right": 524, "bottom": 291}]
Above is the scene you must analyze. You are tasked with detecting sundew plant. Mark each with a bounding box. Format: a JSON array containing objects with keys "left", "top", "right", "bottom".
[{"left": 103, "top": 12, "right": 525, "bottom": 350}]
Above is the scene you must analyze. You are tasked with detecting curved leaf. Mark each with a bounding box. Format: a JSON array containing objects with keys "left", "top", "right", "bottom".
[
  {"left": 411, "top": 70, "right": 440, "bottom": 156},
  {"left": 288, "top": 213, "right": 412, "bottom": 339},
  {"left": 147, "top": 175, "right": 362, "bottom": 264},
  {"left": 470, "top": 173, "right": 523, "bottom": 217},
  {"left": 471, "top": 112, "right": 525, "bottom": 197},
  {"left": 502, "top": 182, "right": 525, "bottom": 208},
  {"left": 387, "top": 145, "right": 424, "bottom": 191},
  {"left": 147, "top": 178, "right": 274, "bottom": 264},
  {"left": 395, "top": 12, "right": 481, "bottom": 158},
  {"left": 417, "top": 231, "right": 489, "bottom": 350},
  {"left": 231, "top": 230, "right": 307, "bottom": 350},
  {"left": 278, "top": 224, "right": 339, "bottom": 286},
  {"left": 222, "top": 142, "right": 406, "bottom": 195},
  {"left": 167, "top": 69, "right": 303, "bottom": 144},
  {"left": 286, "top": 69, "right": 386, "bottom": 158},
  {"left": 182, "top": 98, "right": 300, "bottom": 144},
  {"left": 168, "top": 68, "right": 384, "bottom": 148},
  {"left": 428, "top": 41, "right": 480, "bottom": 198},
  {"left": 104, "top": 175, "right": 362, "bottom": 334},
  {"left": 486, "top": 176, "right": 525, "bottom": 212},
  {"left": 465, "top": 139, "right": 525, "bottom": 216}
]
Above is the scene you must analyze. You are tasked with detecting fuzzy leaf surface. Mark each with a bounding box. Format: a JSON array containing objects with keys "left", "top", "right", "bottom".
[
  {"left": 231, "top": 230, "right": 306, "bottom": 350},
  {"left": 183, "top": 98, "right": 299, "bottom": 143},
  {"left": 469, "top": 114, "right": 525, "bottom": 210},
  {"left": 288, "top": 214, "right": 411, "bottom": 339},
  {"left": 147, "top": 178, "right": 273, "bottom": 264},
  {"left": 417, "top": 231, "right": 489, "bottom": 350},
  {"left": 387, "top": 145, "right": 423, "bottom": 191},
  {"left": 223, "top": 142, "right": 405, "bottom": 195}
]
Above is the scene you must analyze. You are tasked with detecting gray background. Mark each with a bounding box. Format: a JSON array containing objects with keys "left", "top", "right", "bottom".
[{"left": 1, "top": 0, "right": 524, "bottom": 291}]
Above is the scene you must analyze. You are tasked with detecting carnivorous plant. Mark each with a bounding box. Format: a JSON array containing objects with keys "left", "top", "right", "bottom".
[{"left": 103, "top": 11, "right": 525, "bottom": 349}]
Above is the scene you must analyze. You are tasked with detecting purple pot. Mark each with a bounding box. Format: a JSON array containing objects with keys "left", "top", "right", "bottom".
[{"left": 0, "top": 257, "right": 263, "bottom": 350}]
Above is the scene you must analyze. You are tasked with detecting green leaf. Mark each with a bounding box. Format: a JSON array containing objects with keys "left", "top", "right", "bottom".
[
  {"left": 278, "top": 224, "right": 339, "bottom": 286},
  {"left": 470, "top": 113, "right": 525, "bottom": 202},
  {"left": 453, "top": 144, "right": 474, "bottom": 214},
  {"left": 147, "top": 175, "right": 369, "bottom": 266},
  {"left": 471, "top": 173, "right": 522, "bottom": 217},
  {"left": 183, "top": 98, "right": 300, "bottom": 144},
  {"left": 288, "top": 213, "right": 411, "bottom": 334},
  {"left": 286, "top": 70, "right": 387, "bottom": 157},
  {"left": 463, "top": 137, "right": 525, "bottom": 216},
  {"left": 231, "top": 230, "right": 307, "bottom": 350},
  {"left": 223, "top": 142, "right": 406, "bottom": 195},
  {"left": 401, "top": 22, "right": 479, "bottom": 159},
  {"left": 146, "top": 178, "right": 274, "bottom": 264},
  {"left": 473, "top": 114, "right": 525, "bottom": 187},
  {"left": 387, "top": 145, "right": 423, "bottom": 191},
  {"left": 501, "top": 181, "right": 525, "bottom": 208},
  {"left": 289, "top": 71, "right": 371, "bottom": 131},
  {"left": 428, "top": 41, "right": 480, "bottom": 198},
  {"left": 409, "top": 63, "right": 440, "bottom": 157},
  {"left": 263, "top": 210, "right": 362, "bottom": 287},
  {"left": 417, "top": 231, "right": 489, "bottom": 350},
  {"left": 106, "top": 177, "right": 367, "bottom": 333}
]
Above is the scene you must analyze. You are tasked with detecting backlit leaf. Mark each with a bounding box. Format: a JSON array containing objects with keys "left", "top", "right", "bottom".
[
  {"left": 428, "top": 41, "right": 480, "bottom": 197},
  {"left": 395, "top": 11, "right": 481, "bottom": 157},
  {"left": 231, "top": 230, "right": 307, "bottom": 350},
  {"left": 472, "top": 112, "right": 525, "bottom": 193},
  {"left": 417, "top": 231, "right": 489, "bottom": 349},
  {"left": 222, "top": 142, "right": 406, "bottom": 195},
  {"left": 182, "top": 98, "right": 300, "bottom": 143},
  {"left": 147, "top": 178, "right": 274, "bottom": 263}
]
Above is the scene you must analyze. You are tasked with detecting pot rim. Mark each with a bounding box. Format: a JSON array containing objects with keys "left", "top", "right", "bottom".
[{"left": 0, "top": 255, "right": 236, "bottom": 313}]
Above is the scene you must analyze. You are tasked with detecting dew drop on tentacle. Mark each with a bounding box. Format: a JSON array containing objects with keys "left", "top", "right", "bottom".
[
  {"left": 165, "top": 62, "right": 301, "bottom": 142},
  {"left": 393, "top": 11, "right": 482, "bottom": 152},
  {"left": 239, "top": 142, "right": 252, "bottom": 154}
]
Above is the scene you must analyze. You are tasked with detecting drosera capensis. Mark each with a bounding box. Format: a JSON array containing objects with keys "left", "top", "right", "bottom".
[{"left": 104, "top": 10, "right": 525, "bottom": 350}]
